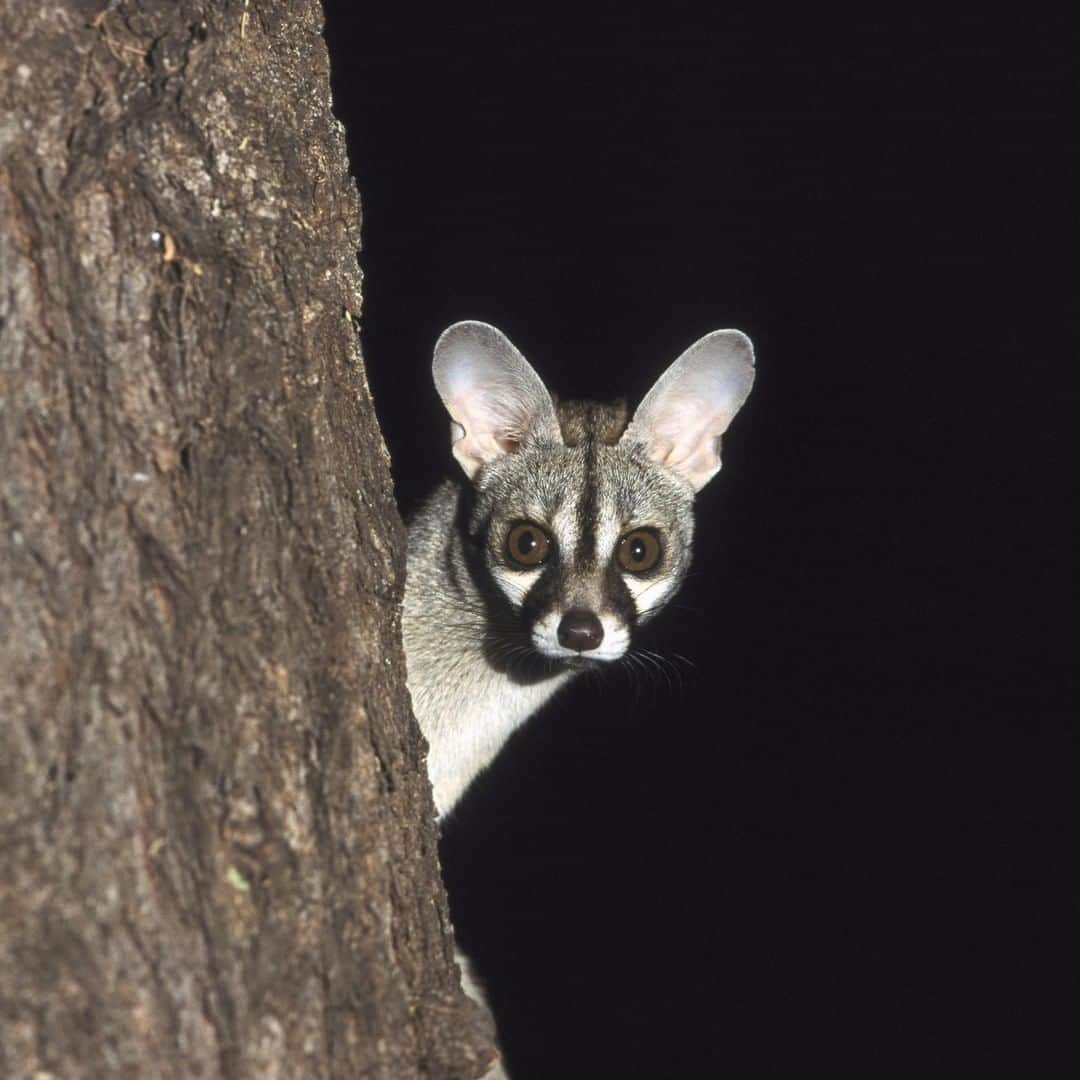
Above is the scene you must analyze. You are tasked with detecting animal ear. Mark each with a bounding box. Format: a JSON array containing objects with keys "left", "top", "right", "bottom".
[
  {"left": 432, "top": 321, "right": 562, "bottom": 479},
  {"left": 622, "top": 329, "right": 755, "bottom": 492}
]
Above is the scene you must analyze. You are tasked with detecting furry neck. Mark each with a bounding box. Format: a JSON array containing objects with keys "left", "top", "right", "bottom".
[{"left": 403, "top": 481, "right": 576, "bottom": 817}]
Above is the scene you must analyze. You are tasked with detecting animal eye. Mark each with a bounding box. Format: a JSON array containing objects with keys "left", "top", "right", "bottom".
[
  {"left": 617, "top": 529, "right": 662, "bottom": 574},
  {"left": 506, "top": 522, "right": 552, "bottom": 567}
]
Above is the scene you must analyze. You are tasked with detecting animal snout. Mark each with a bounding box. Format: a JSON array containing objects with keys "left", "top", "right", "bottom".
[{"left": 557, "top": 609, "right": 604, "bottom": 652}]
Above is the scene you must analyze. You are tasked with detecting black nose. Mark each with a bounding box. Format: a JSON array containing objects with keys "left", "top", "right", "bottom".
[{"left": 557, "top": 609, "right": 604, "bottom": 652}]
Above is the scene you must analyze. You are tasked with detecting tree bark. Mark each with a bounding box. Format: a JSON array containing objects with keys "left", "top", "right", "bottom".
[{"left": 0, "top": 2, "right": 493, "bottom": 1076}]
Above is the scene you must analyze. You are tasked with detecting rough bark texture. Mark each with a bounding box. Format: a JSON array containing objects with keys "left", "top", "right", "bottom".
[{"left": 0, "top": 2, "right": 493, "bottom": 1076}]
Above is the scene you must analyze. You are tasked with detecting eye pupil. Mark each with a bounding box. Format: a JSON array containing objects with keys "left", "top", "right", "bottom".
[
  {"left": 517, "top": 530, "right": 536, "bottom": 556},
  {"left": 630, "top": 538, "right": 646, "bottom": 562}
]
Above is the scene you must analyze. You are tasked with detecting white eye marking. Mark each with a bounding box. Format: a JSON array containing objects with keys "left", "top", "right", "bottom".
[
  {"left": 549, "top": 499, "right": 581, "bottom": 564},
  {"left": 594, "top": 515, "right": 622, "bottom": 565},
  {"left": 622, "top": 572, "right": 677, "bottom": 622},
  {"left": 491, "top": 565, "right": 543, "bottom": 607}
]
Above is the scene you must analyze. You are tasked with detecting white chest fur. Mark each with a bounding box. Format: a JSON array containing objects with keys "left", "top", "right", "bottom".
[{"left": 403, "top": 625, "right": 572, "bottom": 818}]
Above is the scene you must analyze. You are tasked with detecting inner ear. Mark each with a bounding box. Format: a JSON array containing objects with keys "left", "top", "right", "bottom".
[
  {"left": 433, "top": 321, "right": 562, "bottom": 479},
  {"left": 622, "top": 329, "right": 754, "bottom": 492}
]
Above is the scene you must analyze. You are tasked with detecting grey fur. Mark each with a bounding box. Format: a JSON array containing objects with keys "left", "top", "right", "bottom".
[
  {"left": 403, "top": 322, "right": 754, "bottom": 817},
  {"left": 403, "top": 321, "right": 754, "bottom": 1078}
]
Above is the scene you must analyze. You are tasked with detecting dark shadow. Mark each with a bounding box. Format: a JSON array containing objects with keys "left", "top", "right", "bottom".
[{"left": 323, "top": 8, "right": 1074, "bottom": 1073}]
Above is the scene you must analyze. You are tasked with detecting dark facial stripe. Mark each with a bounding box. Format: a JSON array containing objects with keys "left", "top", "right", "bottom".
[
  {"left": 520, "top": 557, "right": 570, "bottom": 628},
  {"left": 575, "top": 404, "right": 600, "bottom": 569},
  {"left": 603, "top": 556, "right": 638, "bottom": 628}
]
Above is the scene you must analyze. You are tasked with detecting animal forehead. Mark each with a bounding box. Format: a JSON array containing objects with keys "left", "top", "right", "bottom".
[{"left": 486, "top": 444, "right": 684, "bottom": 530}]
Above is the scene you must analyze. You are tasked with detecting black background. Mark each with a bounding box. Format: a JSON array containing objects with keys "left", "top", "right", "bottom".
[{"left": 324, "top": 10, "right": 1075, "bottom": 1075}]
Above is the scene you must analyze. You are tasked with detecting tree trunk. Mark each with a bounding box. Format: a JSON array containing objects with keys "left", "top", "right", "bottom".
[{"left": 0, "top": 2, "right": 493, "bottom": 1076}]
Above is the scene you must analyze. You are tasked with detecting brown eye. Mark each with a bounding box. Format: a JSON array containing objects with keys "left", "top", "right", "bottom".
[
  {"left": 506, "top": 522, "right": 552, "bottom": 567},
  {"left": 617, "top": 529, "right": 662, "bottom": 574}
]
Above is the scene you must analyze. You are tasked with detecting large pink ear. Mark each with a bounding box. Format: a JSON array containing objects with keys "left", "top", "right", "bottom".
[
  {"left": 432, "top": 322, "right": 562, "bottom": 479},
  {"left": 621, "top": 329, "right": 755, "bottom": 492}
]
